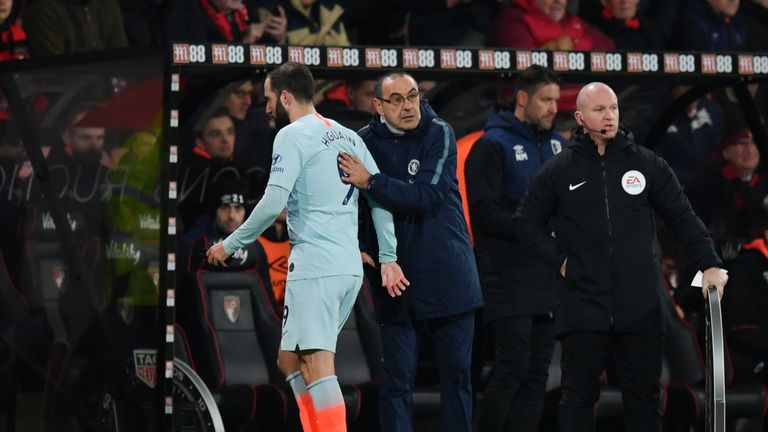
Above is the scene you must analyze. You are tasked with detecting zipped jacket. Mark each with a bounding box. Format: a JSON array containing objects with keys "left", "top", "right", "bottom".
[
  {"left": 359, "top": 100, "right": 484, "bottom": 321},
  {"left": 514, "top": 128, "right": 721, "bottom": 334},
  {"left": 466, "top": 106, "right": 565, "bottom": 322}
]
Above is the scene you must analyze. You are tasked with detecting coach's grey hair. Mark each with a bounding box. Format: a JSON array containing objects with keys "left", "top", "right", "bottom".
[{"left": 374, "top": 72, "right": 417, "bottom": 98}]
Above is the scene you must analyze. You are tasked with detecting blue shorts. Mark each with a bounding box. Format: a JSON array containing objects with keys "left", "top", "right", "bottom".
[{"left": 280, "top": 275, "right": 362, "bottom": 352}]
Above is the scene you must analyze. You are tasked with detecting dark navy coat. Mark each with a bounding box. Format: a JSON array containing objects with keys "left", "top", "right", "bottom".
[
  {"left": 466, "top": 106, "right": 566, "bottom": 322},
  {"left": 358, "top": 100, "right": 484, "bottom": 321}
]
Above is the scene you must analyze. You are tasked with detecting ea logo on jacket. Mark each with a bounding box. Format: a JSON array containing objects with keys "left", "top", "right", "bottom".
[{"left": 621, "top": 170, "right": 646, "bottom": 195}]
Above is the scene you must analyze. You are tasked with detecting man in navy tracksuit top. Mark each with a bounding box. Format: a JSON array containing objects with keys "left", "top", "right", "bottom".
[
  {"left": 338, "top": 72, "right": 483, "bottom": 432},
  {"left": 465, "top": 65, "right": 565, "bottom": 432}
]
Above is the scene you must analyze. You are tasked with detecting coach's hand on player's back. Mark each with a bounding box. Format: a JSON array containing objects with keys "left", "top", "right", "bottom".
[
  {"left": 381, "top": 262, "right": 410, "bottom": 297},
  {"left": 338, "top": 152, "right": 371, "bottom": 189},
  {"left": 206, "top": 242, "right": 231, "bottom": 267}
]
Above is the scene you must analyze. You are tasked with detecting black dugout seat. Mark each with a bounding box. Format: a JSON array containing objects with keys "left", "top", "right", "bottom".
[
  {"left": 174, "top": 322, "right": 257, "bottom": 431},
  {"left": 179, "top": 269, "right": 288, "bottom": 431},
  {"left": 13, "top": 236, "right": 104, "bottom": 400}
]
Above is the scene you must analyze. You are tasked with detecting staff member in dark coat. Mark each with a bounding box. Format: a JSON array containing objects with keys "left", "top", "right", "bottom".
[
  {"left": 338, "top": 72, "right": 483, "bottom": 432},
  {"left": 513, "top": 82, "right": 728, "bottom": 432},
  {"left": 465, "top": 65, "right": 565, "bottom": 432}
]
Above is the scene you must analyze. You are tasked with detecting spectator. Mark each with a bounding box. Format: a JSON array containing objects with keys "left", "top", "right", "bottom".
[
  {"left": 23, "top": 0, "right": 128, "bottom": 56},
  {"left": 118, "top": 0, "right": 164, "bottom": 46},
  {"left": 672, "top": 0, "right": 747, "bottom": 51},
  {"left": 190, "top": 107, "right": 236, "bottom": 162},
  {"left": 579, "top": 0, "right": 678, "bottom": 46},
  {"left": 656, "top": 87, "right": 724, "bottom": 186},
  {"left": 104, "top": 130, "right": 161, "bottom": 240},
  {"left": 179, "top": 107, "right": 241, "bottom": 229},
  {"left": 24, "top": 103, "right": 111, "bottom": 240},
  {"left": 387, "top": 0, "right": 495, "bottom": 46},
  {"left": 170, "top": 0, "right": 287, "bottom": 44},
  {"left": 219, "top": 79, "right": 275, "bottom": 198},
  {"left": 316, "top": 80, "right": 376, "bottom": 130},
  {"left": 319, "top": 80, "right": 376, "bottom": 116},
  {"left": 338, "top": 72, "right": 484, "bottom": 432},
  {"left": 186, "top": 178, "right": 271, "bottom": 291},
  {"left": 283, "top": 0, "right": 350, "bottom": 46},
  {"left": 721, "top": 227, "right": 768, "bottom": 385},
  {"left": 344, "top": 80, "right": 376, "bottom": 115},
  {"left": 491, "top": 0, "right": 614, "bottom": 50},
  {"left": 0, "top": 0, "right": 27, "bottom": 60},
  {"left": 739, "top": 0, "right": 768, "bottom": 51},
  {"left": 465, "top": 65, "right": 565, "bottom": 432},
  {"left": 45, "top": 103, "right": 111, "bottom": 203},
  {"left": 103, "top": 130, "right": 162, "bottom": 306},
  {"left": 222, "top": 80, "right": 255, "bottom": 124},
  {"left": 257, "top": 208, "right": 289, "bottom": 310},
  {"left": 587, "top": 0, "right": 665, "bottom": 50},
  {"left": 687, "top": 123, "right": 768, "bottom": 244}
]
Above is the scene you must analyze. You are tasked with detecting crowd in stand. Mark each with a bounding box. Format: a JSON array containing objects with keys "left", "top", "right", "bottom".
[
  {"left": 0, "top": 0, "right": 765, "bottom": 60},
  {"left": 0, "top": 0, "right": 757, "bottom": 65}
]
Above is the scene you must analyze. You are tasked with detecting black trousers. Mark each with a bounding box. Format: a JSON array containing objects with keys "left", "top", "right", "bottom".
[
  {"left": 478, "top": 315, "right": 555, "bottom": 432},
  {"left": 559, "top": 331, "right": 663, "bottom": 432}
]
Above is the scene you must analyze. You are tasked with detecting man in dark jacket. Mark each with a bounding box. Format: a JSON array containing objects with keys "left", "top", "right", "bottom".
[
  {"left": 338, "top": 72, "right": 483, "bottom": 432},
  {"left": 514, "top": 82, "right": 728, "bottom": 432},
  {"left": 586, "top": 0, "right": 665, "bottom": 50},
  {"left": 179, "top": 107, "right": 241, "bottom": 229},
  {"left": 185, "top": 177, "right": 271, "bottom": 290},
  {"left": 687, "top": 126, "right": 767, "bottom": 243},
  {"left": 672, "top": 0, "right": 747, "bottom": 51},
  {"left": 465, "top": 65, "right": 564, "bottom": 432},
  {"left": 23, "top": 0, "right": 127, "bottom": 56},
  {"left": 721, "top": 228, "right": 768, "bottom": 384}
]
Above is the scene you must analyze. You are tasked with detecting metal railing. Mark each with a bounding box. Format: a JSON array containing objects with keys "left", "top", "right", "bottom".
[{"left": 705, "top": 285, "right": 726, "bottom": 432}]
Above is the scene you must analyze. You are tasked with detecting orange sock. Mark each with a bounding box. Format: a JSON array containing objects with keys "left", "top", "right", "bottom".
[
  {"left": 308, "top": 375, "right": 347, "bottom": 432},
  {"left": 297, "top": 393, "right": 318, "bottom": 431},
  {"left": 287, "top": 371, "right": 318, "bottom": 432},
  {"left": 314, "top": 402, "right": 347, "bottom": 432}
]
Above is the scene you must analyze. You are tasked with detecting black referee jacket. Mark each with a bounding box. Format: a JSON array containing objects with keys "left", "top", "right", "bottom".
[{"left": 513, "top": 128, "right": 721, "bottom": 335}]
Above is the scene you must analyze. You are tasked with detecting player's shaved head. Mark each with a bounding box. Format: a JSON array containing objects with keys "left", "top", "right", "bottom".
[{"left": 576, "top": 82, "right": 617, "bottom": 111}]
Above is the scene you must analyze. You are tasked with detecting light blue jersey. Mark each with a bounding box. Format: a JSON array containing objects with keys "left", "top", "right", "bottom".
[{"left": 268, "top": 113, "right": 379, "bottom": 281}]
